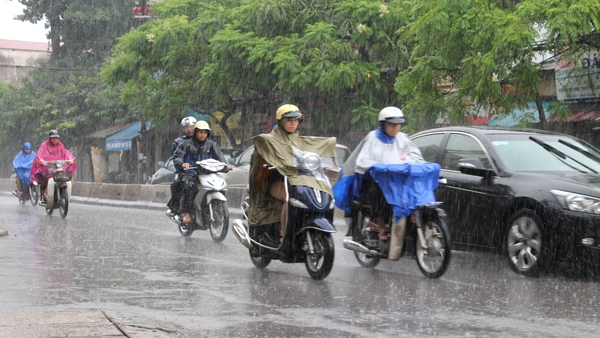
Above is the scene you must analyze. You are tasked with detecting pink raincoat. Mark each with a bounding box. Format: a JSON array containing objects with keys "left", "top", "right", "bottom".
[{"left": 30, "top": 138, "right": 77, "bottom": 187}]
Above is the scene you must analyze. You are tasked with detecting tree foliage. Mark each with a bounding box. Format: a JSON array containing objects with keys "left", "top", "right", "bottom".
[{"left": 396, "top": 0, "right": 600, "bottom": 128}]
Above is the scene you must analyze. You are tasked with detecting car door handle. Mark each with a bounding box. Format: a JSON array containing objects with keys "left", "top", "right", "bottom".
[{"left": 439, "top": 178, "right": 447, "bottom": 184}]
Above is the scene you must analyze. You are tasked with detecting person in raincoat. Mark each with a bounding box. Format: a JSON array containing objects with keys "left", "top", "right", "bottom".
[
  {"left": 172, "top": 120, "right": 231, "bottom": 224},
  {"left": 30, "top": 130, "right": 77, "bottom": 201},
  {"left": 333, "top": 106, "right": 425, "bottom": 240},
  {"left": 166, "top": 116, "right": 197, "bottom": 218},
  {"left": 12, "top": 142, "right": 36, "bottom": 197},
  {"left": 248, "top": 104, "right": 337, "bottom": 242}
]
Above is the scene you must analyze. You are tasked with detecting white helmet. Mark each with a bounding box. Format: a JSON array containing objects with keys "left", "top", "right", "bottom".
[
  {"left": 180, "top": 116, "right": 197, "bottom": 128},
  {"left": 378, "top": 106, "right": 407, "bottom": 125}
]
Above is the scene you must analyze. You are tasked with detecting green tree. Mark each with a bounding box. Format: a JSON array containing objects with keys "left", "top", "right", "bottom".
[
  {"left": 395, "top": 0, "right": 600, "bottom": 129},
  {"left": 17, "top": 0, "right": 137, "bottom": 63},
  {"left": 102, "top": 0, "right": 415, "bottom": 146}
]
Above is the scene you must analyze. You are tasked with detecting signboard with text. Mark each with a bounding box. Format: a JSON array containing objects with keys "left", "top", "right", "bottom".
[
  {"left": 555, "top": 51, "right": 600, "bottom": 102},
  {"left": 106, "top": 139, "right": 132, "bottom": 151}
]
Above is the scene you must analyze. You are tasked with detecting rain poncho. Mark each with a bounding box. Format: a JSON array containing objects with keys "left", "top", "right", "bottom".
[
  {"left": 12, "top": 142, "right": 36, "bottom": 187},
  {"left": 248, "top": 125, "right": 337, "bottom": 226},
  {"left": 333, "top": 126, "right": 439, "bottom": 218},
  {"left": 30, "top": 138, "right": 77, "bottom": 186}
]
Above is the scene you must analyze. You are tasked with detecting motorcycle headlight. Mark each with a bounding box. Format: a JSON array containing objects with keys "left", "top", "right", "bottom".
[
  {"left": 551, "top": 190, "right": 600, "bottom": 214},
  {"left": 299, "top": 153, "right": 321, "bottom": 172}
]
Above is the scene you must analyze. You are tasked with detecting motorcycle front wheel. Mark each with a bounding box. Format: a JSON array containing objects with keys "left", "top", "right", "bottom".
[
  {"left": 208, "top": 200, "right": 229, "bottom": 243},
  {"left": 415, "top": 215, "right": 451, "bottom": 279},
  {"left": 58, "top": 187, "right": 69, "bottom": 218},
  {"left": 29, "top": 185, "right": 38, "bottom": 206},
  {"left": 305, "top": 231, "right": 335, "bottom": 280}
]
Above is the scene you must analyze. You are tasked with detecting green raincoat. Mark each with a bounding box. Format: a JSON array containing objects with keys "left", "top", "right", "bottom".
[{"left": 248, "top": 125, "right": 337, "bottom": 227}]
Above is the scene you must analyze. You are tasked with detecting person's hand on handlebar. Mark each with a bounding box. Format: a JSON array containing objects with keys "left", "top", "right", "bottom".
[{"left": 182, "top": 163, "right": 191, "bottom": 170}]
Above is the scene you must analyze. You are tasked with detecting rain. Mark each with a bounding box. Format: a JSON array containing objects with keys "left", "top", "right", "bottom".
[{"left": 2, "top": 0, "right": 600, "bottom": 337}]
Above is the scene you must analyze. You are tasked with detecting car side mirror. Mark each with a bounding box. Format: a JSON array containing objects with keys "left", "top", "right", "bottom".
[
  {"left": 158, "top": 161, "right": 165, "bottom": 168},
  {"left": 458, "top": 158, "right": 495, "bottom": 179},
  {"left": 227, "top": 157, "right": 237, "bottom": 165},
  {"left": 230, "top": 150, "right": 241, "bottom": 158}
]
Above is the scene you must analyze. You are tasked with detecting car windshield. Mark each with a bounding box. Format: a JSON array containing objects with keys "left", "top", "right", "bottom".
[{"left": 489, "top": 134, "right": 600, "bottom": 173}]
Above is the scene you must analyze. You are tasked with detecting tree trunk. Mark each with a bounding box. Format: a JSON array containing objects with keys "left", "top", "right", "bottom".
[{"left": 535, "top": 92, "right": 547, "bottom": 130}]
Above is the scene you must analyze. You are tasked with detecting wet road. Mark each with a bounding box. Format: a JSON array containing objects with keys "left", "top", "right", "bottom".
[{"left": 1, "top": 196, "right": 599, "bottom": 337}]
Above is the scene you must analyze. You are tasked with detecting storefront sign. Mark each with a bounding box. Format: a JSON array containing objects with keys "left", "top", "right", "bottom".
[{"left": 555, "top": 51, "right": 600, "bottom": 102}]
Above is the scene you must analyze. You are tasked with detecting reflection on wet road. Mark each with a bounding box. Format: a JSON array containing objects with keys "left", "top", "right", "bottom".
[{"left": 0, "top": 196, "right": 598, "bottom": 337}]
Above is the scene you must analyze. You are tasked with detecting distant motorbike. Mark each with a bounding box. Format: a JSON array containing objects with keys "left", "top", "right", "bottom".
[
  {"left": 13, "top": 168, "right": 39, "bottom": 206},
  {"left": 40, "top": 159, "right": 75, "bottom": 218},
  {"left": 169, "top": 158, "right": 229, "bottom": 242},
  {"left": 232, "top": 147, "right": 337, "bottom": 280},
  {"left": 342, "top": 163, "right": 451, "bottom": 279}
]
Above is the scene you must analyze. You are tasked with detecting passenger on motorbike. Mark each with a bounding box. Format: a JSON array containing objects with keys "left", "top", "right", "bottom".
[
  {"left": 30, "top": 130, "right": 77, "bottom": 202},
  {"left": 334, "top": 107, "right": 424, "bottom": 240},
  {"left": 12, "top": 142, "right": 36, "bottom": 197},
  {"left": 248, "top": 104, "right": 337, "bottom": 243},
  {"left": 166, "top": 116, "right": 197, "bottom": 218},
  {"left": 172, "top": 120, "right": 231, "bottom": 224}
]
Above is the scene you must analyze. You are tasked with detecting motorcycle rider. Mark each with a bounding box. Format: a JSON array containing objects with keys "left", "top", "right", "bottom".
[
  {"left": 12, "top": 142, "right": 36, "bottom": 197},
  {"left": 30, "top": 130, "right": 77, "bottom": 203},
  {"left": 248, "top": 103, "right": 336, "bottom": 243},
  {"left": 166, "top": 116, "right": 197, "bottom": 218},
  {"left": 172, "top": 120, "right": 231, "bottom": 224},
  {"left": 334, "top": 107, "right": 424, "bottom": 242}
]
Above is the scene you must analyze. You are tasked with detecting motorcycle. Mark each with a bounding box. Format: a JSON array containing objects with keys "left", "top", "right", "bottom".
[
  {"left": 232, "top": 147, "right": 337, "bottom": 280},
  {"left": 12, "top": 168, "right": 39, "bottom": 206},
  {"left": 169, "top": 158, "right": 229, "bottom": 242},
  {"left": 342, "top": 163, "right": 451, "bottom": 279},
  {"left": 40, "top": 159, "right": 75, "bottom": 218}
]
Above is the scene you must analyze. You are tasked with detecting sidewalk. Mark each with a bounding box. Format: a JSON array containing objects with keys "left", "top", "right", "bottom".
[{"left": 0, "top": 310, "right": 127, "bottom": 338}]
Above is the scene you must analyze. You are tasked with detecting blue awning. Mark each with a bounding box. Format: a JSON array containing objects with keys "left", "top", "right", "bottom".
[
  {"left": 105, "top": 121, "right": 152, "bottom": 151},
  {"left": 487, "top": 101, "right": 556, "bottom": 127}
]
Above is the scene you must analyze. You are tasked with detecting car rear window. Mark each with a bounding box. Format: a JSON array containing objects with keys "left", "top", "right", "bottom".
[{"left": 489, "top": 134, "right": 600, "bottom": 173}]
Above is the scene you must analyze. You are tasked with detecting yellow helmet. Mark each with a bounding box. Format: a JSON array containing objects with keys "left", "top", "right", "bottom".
[{"left": 276, "top": 104, "right": 303, "bottom": 121}]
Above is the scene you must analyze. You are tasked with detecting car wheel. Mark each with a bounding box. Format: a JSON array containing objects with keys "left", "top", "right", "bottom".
[{"left": 505, "top": 209, "right": 545, "bottom": 277}]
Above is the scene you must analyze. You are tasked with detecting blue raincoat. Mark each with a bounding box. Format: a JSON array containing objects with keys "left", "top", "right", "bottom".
[
  {"left": 333, "top": 125, "right": 439, "bottom": 219},
  {"left": 12, "top": 142, "right": 36, "bottom": 187}
]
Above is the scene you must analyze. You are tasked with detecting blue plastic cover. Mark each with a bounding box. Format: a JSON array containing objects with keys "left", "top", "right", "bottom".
[{"left": 334, "top": 162, "right": 440, "bottom": 218}]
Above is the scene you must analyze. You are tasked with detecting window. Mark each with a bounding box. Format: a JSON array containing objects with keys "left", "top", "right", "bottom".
[
  {"left": 412, "top": 133, "right": 445, "bottom": 163},
  {"left": 442, "top": 134, "right": 490, "bottom": 170}
]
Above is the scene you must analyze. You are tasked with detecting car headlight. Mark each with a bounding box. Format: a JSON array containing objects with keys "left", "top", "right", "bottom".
[{"left": 551, "top": 190, "right": 600, "bottom": 214}]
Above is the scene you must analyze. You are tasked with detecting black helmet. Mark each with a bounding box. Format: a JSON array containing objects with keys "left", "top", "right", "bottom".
[{"left": 49, "top": 129, "right": 60, "bottom": 138}]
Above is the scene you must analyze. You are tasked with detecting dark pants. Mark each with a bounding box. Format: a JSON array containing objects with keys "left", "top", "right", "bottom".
[
  {"left": 167, "top": 173, "right": 183, "bottom": 211},
  {"left": 179, "top": 172, "right": 199, "bottom": 214},
  {"left": 362, "top": 173, "right": 392, "bottom": 223}
]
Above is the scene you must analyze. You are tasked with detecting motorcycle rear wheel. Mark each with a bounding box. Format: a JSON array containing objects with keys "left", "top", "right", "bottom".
[
  {"left": 305, "top": 231, "right": 335, "bottom": 280},
  {"left": 178, "top": 221, "right": 193, "bottom": 237},
  {"left": 208, "top": 200, "right": 229, "bottom": 243},
  {"left": 29, "top": 185, "right": 38, "bottom": 206},
  {"left": 58, "top": 187, "right": 69, "bottom": 218},
  {"left": 415, "top": 216, "right": 451, "bottom": 279},
  {"left": 353, "top": 210, "right": 381, "bottom": 268},
  {"left": 18, "top": 194, "right": 26, "bottom": 205},
  {"left": 249, "top": 247, "right": 271, "bottom": 269}
]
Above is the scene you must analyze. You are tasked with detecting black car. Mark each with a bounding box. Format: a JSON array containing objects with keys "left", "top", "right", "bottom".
[{"left": 410, "top": 126, "right": 600, "bottom": 276}]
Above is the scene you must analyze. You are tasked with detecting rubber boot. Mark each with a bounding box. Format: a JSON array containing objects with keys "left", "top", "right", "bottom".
[{"left": 388, "top": 217, "right": 407, "bottom": 261}]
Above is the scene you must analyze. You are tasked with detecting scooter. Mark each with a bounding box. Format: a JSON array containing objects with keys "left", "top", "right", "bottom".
[
  {"left": 13, "top": 168, "right": 39, "bottom": 206},
  {"left": 170, "top": 158, "right": 229, "bottom": 242},
  {"left": 342, "top": 163, "right": 452, "bottom": 279},
  {"left": 40, "top": 159, "right": 75, "bottom": 218},
  {"left": 232, "top": 147, "right": 337, "bottom": 280}
]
